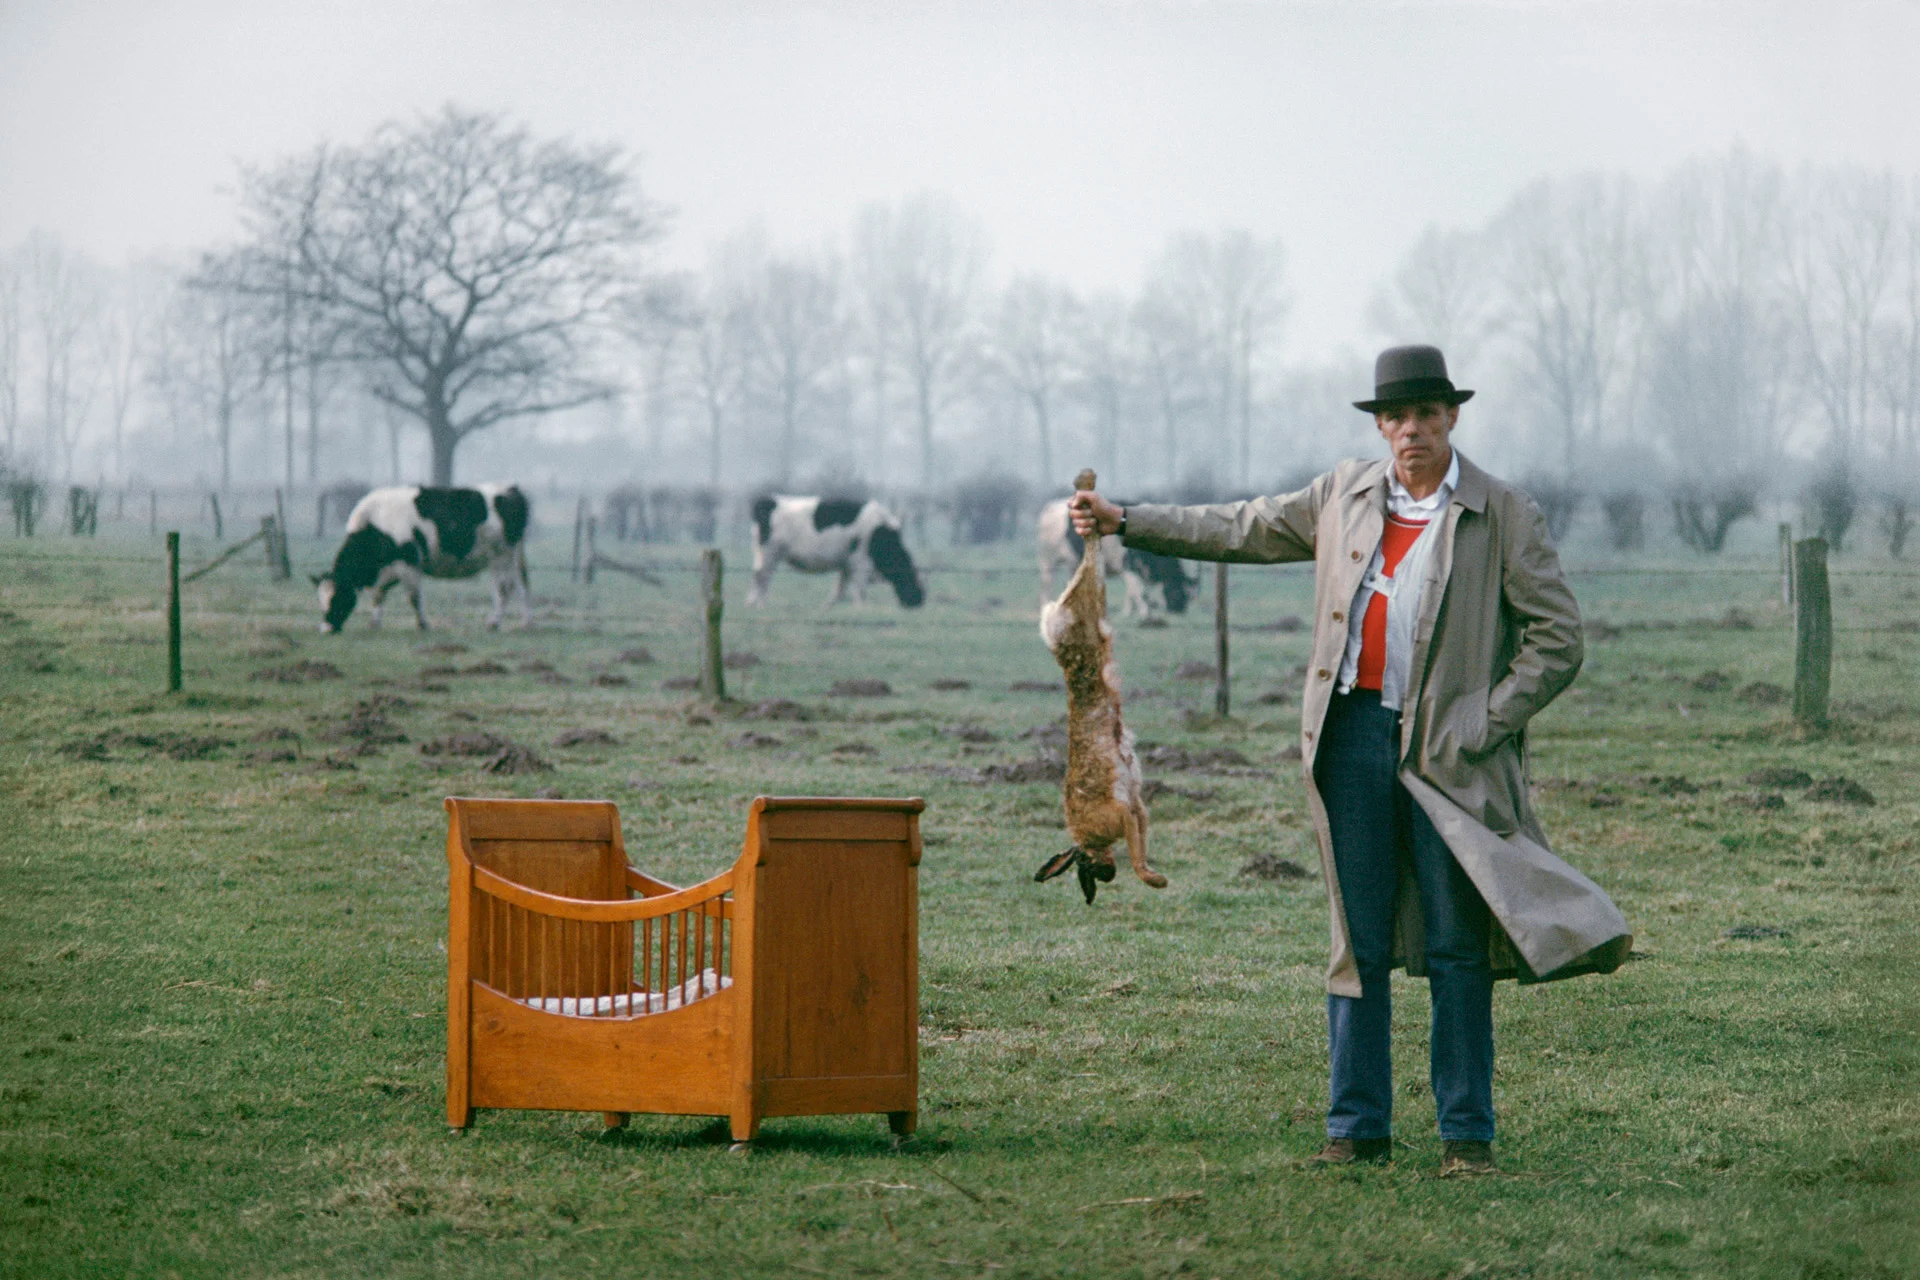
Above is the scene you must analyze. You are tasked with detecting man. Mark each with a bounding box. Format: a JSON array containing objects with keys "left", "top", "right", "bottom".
[{"left": 1069, "top": 345, "right": 1630, "bottom": 1176}]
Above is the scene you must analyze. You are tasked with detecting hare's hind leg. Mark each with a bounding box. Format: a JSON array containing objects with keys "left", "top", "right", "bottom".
[{"left": 1125, "top": 802, "right": 1167, "bottom": 888}]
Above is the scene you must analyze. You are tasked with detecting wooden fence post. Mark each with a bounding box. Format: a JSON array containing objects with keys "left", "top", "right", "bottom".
[
  {"left": 260, "top": 516, "right": 281, "bottom": 577},
  {"left": 166, "top": 532, "right": 182, "bottom": 694},
  {"left": 1214, "top": 562, "right": 1230, "bottom": 718},
  {"left": 1792, "top": 537, "right": 1831, "bottom": 726},
  {"left": 699, "top": 548, "right": 726, "bottom": 703},
  {"left": 273, "top": 489, "right": 292, "bottom": 578},
  {"left": 208, "top": 493, "right": 223, "bottom": 541},
  {"left": 584, "top": 516, "right": 598, "bottom": 585},
  {"left": 571, "top": 498, "right": 586, "bottom": 583},
  {"left": 1779, "top": 522, "right": 1794, "bottom": 606}
]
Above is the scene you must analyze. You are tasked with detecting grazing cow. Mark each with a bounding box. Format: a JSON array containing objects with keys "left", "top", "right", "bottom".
[
  {"left": 747, "top": 495, "right": 924, "bottom": 607},
  {"left": 315, "top": 484, "right": 531, "bottom": 633},
  {"left": 1036, "top": 498, "right": 1198, "bottom": 618}
]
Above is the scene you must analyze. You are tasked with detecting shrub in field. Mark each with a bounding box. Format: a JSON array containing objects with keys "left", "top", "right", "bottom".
[
  {"left": 1521, "top": 472, "right": 1582, "bottom": 542},
  {"left": 1802, "top": 457, "right": 1858, "bottom": 551},
  {"left": 1879, "top": 489, "right": 1914, "bottom": 558},
  {"left": 1671, "top": 479, "right": 1758, "bottom": 553},
  {"left": 948, "top": 471, "right": 1028, "bottom": 545},
  {"left": 6, "top": 471, "right": 45, "bottom": 537},
  {"left": 1601, "top": 491, "right": 1645, "bottom": 549}
]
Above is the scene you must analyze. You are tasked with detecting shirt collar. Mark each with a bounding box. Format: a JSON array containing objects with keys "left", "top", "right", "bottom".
[{"left": 1386, "top": 450, "right": 1459, "bottom": 516}]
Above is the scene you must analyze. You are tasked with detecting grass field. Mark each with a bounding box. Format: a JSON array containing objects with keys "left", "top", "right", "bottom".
[{"left": 2, "top": 519, "right": 1916, "bottom": 1279}]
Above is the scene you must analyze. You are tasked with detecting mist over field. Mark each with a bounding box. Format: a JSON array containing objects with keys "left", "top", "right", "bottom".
[{"left": 0, "top": 0, "right": 1916, "bottom": 553}]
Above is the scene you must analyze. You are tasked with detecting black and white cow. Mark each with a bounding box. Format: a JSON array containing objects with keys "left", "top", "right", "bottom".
[
  {"left": 315, "top": 484, "right": 531, "bottom": 633},
  {"left": 1036, "top": 497, "right": 1198, "bottom": 619},
  {"left": 747, "top": 495, "right": 924, "bottom": 607}
]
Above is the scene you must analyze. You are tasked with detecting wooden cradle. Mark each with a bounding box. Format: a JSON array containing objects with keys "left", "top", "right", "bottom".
[{"left": 444, "top": 794, "right": 923, "bottom": 1141}]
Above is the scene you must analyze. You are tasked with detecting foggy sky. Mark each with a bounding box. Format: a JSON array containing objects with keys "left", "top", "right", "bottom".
[{"left": 4, "top": 0, "right": 1918, "bottom": 362}]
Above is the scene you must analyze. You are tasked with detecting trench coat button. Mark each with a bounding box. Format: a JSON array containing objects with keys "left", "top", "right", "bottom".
[
  {"left": 1351, "top": 549, "right": 1362, "bottom": 560},
  {"left": 1331, "top": 610, "right": 1344, "bottom": 622},
  {"left": 1317, "top": 668, "right": 1331, "bottom": 680}
]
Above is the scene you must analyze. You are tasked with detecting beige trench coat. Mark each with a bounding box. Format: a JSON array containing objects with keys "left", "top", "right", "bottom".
[{"left": 1124, "top": 452, "right": 1631, "bottom": 997}]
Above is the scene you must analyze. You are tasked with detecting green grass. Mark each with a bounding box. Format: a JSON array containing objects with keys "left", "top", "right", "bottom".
[{"left": 2, "top": 526, "right": 1916, "bottom": 1279}]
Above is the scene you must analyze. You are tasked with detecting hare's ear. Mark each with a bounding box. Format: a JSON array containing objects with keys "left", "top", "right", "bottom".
[
  {"left": 1075, "top": 855, "right": 1102, "bottom": 904},
  {"left": 1034, "top": 846, "right": 1082, "bottom": 883}
]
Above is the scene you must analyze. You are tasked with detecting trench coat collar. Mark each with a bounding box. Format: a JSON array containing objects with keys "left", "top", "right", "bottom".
[{"left": 1347, "top": 449, "right": 1491, "bottom": 514}]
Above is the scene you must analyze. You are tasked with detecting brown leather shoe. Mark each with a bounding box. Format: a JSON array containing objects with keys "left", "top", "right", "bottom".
[
  {"left": 1309, "top": 1136, "right": 1392, "bottom": 1166},
  {"left": 1439, "top": 1140, "right": 1496, "bottom": 1177}
]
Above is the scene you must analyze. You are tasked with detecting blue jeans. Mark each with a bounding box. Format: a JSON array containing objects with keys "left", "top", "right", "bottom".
[{"left": 1314, "top": 690, "right": 1495, "bottom": 1143}]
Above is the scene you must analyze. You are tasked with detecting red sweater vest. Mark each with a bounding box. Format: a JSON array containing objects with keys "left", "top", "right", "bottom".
[{"left": 1355, "top": 514, "right": 1429, "bottom": 692}]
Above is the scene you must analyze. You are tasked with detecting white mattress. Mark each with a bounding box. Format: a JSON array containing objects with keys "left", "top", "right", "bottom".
[{"left": 516, "top": 969, "right": 729, "bottom": 1017}]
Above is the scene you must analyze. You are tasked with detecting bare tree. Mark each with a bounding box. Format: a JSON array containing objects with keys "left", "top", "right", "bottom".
[
  {"left": 985, "top": 275, "right": 1080, "bottom": 489},
  {"left": 1493, "top": 175, "right": 1644, "bottom": 477},
  {"left": 739, "top": 249, "right": 845, "bottom": 484},
  {"left": 1873, "top": 179, "right": 1920, "bottom": 553},
  {"left": 856, "top": 195, "right": 983, "bottom": 489},
  {"left": 215, "top": 107, "right": 661, "bottom": 485},
  {"left": 1368, "top": 223, "right": 1499, "bottom": 369},
  {"left": 28, "top": 234, "right": 104, "bottom": 482},
  {"left": 1069, "top": 292, "right": 1134, "bottom": 493},
  {"left": 0, "top": 248, "right": 22, "bottom": 465},
  {"left": 1138, "top": 230, "right": 1288, "bottom": 488}
]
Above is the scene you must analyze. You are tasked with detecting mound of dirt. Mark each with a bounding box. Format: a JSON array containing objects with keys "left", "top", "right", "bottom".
[
  {"left": 1019, "top": 720, "right": 1068, "bottom": 749},
  {"left": 246, "top": 746, "right": 299, "bottom": 765},
  {"left": 481, "top": 744, "right": 552, "bottom": 775},
  {"left": 1140, "top": 780, "right": 1216, "bottom": 803},
  {"left": 1691, "top": 670, "right": 1732, "bottom": 693},
  {"left": 463, "top": 661, "right": 511, "bottom": 676},
  {"left": 323, "top": 697, "right": 410, "bottom": 746},
  {"left": 1254, "top": 689, "right": 1292, "bottom": 706},
  {"left": 980, "top": 753, "right": 1065, "bottom": 784},
  {"left": 1745, "top": 766, "right": 1813, "bottom": 788},
  {"left": 61, "top": 731, "right": 232, "bottom": 761},
  {"left": 1634, "top": 774, "right": 1699, "bottom": 797},
  {"left": 661, "top": 676, "right": 700, "bottom": 691},
  {"left": 1141, "top": 744, "right": 1252, "bottom": 772},
  {"left": 420, "top": 642, "right": 468, "bottom": 655},
  {"left": 830, "top": 679, "right": 892, "bottom": 698},
  {"left": 830, "top": 742, "right": 878, "bottom": 756},
  {"left": 1008, "top": 680, "right": 1062, "bottom": 693},
  {"left": 553, "top": 728, "right": 618, "bottom": 748},
  {"left": 1728, "top": 791, "right": 1786, "bottom": 810},
  {"left": 1238, "top": 852, "right": 1311, "bottom": 881},
  {"left": 930, "top": 678, "right": 972, "bottom": 691},
  {"left": 743, "top": 698, "right": 813, "bottom": 721},
  {"left": 419, "top": 665, "right": 461, "bottom": 678},
  {"left": 618, "top": 647, "right": 655, "bottom": 664},
  {"left": 730, "top": 731, "right": 783, "bottom": 749},
  {"left": 1723, "top": 923, "right": 1790, "bottom": 940},
  {"left": 251, "top": 660, "right": 343, "bottom": 684},
  {"left": 1805, "top": 776, "right": 1875, "bottom": 806},
  {"left": 1588, "top": 792, "right": 1623, "bottom": 808},
  {"left": 1173, "top": 660, "right": 1217, "bottom": 681},
  {"left": 1262, "top": 616, "right": 1305, "bottom": 634},
  {"left": 517, "top": 660, "right": 557, "bottom": 675},
  {"left": 252, "top": 727, "right": 301, "bottom": 743},
  {"left": 1737, "top": 681, "right": 1789, "bottom": 706},
  {"left": 724, "top": 651, "right": 761, "bottom": 670},
  {"left": 590, "top": 672, "right": 631, "bottom": 688},
  {"left": 420, "top": 732, "right": 513, "bottom": 758},
  {"left": 950, "top": 726, "right": 997, "bottom": 744}
]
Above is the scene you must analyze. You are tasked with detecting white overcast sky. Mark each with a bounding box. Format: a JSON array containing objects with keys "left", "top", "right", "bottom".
[{"left": 4, "top": 0, "right": 1918, "bottom": 361}]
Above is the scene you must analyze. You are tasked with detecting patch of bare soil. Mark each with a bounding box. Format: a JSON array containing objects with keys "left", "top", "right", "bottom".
[
  {"left": 661, "top": 676, "right": 699, "bottom": 691},
  {"left": 420, "top": 733, "right": 515, "bottom": 758},
  {"left": 1728, "top": 791, "right": 1786, "bottom": 810},
  {"left": 830, "top": 742, "right": 877, "bottom": 756},
  {"left": 950, "top": 726, "right": 997, "bottom": 743},
  {"left": 830, "top": 679, "right": 892, "bottom": 697},
  {"left": 1173, "top": 660, "right": 1217, "bottom": 680},
  {"left": 742, "top": 698, "right": 813, "bottom": 721},
  {"left": 1140, "top": 780, "right": 1216, "bottom": 803},
  {"left": 724, "top": 651, "right": 761, "bottom": 670},
  {"left": 617, "top": 647, "right": 654, "bottom": 664},
  {"left": 308, "top": 754, "right": 358, "bottom": 772},
  {"left": 1719, "top": 608, "right": 1755, "bottom": 630},
  {"left": 1255, "top": 689, "right": 1292, "bottom": 706},
  {"left": 1723, "top": 923, "right": 1790, "bottom": 940},
  {"left": 1805, "top": 776, "right": 1875, "bottom": 805},
  {"left": 589, "top": 673, "right": 630, "bottom": 688},
  {"left": 251, "top": 659, "right": 343, "bottom": 684},
  {"left": 980, "top": 752, "right": 1065, "bottom": 784},
  {"left": 891, "top": 762, "right": 987, "bottom": 782},
  {"left": 481, "top": 744, "right": 552, "bottom": 775},
  {"left": 730, "top": 732, "right": 783, "bottom": 749},
  {"left": 321, "top": 696, "right": 411, "bottom": 747},
  {"left": 1141, "top": 744, "right": 1252, "bottom": 772},
  {"left": 517, "top": 660, "right": 556, "bottom": 675},
  {"left": 1589, "top": 792, "right": 1623, "bottom": 808},
  {"left": 246, "top": 745, "right": 300, "bottom": 765},
  {"left": 420, "top": 642, "right": 468, "bottom": 655},
  {"left": 1633, "top": 774, "right": 1700, "bottom": 797},
  {"left": 1019, "top": 720, "right": 1068, "bottom": 750},
  {"left": 462, "top": 661, "right": 511, "bottom": 676},
  {"left": 1737, "top": 681, "right": 1789, "bottom": 706},
  {"left": 1691, "top": 670, "right": 1732, "bottom": 693},
  {"left": 1138, "top": 616, "right": 1169, "bottom": 629},
  {"left": 60, "top": 731, "right": 232, "bottom": 761},
  {"left": 1238, "top": 852, "right": 1311, "bottom": 881},
  {"left": 1008, "top": 680, "right": 1062, "bottom": 693},
  {"left": 1746, "top": 766, "right": 1813, "bottom": 788},
  {"left": 553, "top": 728, "right": 618, "bottom": 748},
  {"left": 930, "top": 678, "right": 972, "bottom": 691},
  {"left": 419, "top": 665, "right": 461, "bottom": 679}
]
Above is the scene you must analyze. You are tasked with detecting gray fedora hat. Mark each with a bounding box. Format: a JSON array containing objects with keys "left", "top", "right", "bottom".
[{"left": 1353, "top": 344, "right": 1475, "bottom": 412}]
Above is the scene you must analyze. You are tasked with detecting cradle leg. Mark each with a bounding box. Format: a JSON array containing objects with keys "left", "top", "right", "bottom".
[
  {"left": 730, "top": 1110, "right": 760, "bottom": 1143},
  {"left": 602, "top": 1112, "right": 628, "bottom": 1130},
  {"left": 448, "top": 1104, "right": 473, "bottom": 1129},
  {"left": 888, "top": 1110, "right": 917, "bottom": 1137}
]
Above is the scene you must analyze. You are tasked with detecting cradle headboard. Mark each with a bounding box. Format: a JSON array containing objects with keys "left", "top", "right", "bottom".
[
  {"left": 445, "top": 797, "right": 628, "bottom": 900},
  {"left": 737, "top": 796, "right": 924, "bottom": 1120}
]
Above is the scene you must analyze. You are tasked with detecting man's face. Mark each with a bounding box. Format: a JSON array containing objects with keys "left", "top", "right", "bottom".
[{"left": 1375, "top": 400, "right": 1458, "bottom": 475}]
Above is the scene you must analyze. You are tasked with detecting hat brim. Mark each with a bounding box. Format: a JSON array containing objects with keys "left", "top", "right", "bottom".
[{"left": 1353, "top": 388, "right": 1474, "bottom": 413}]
